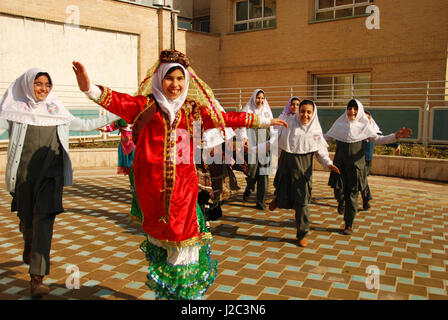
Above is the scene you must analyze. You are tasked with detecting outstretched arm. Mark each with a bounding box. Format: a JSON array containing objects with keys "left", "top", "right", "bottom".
[
  {"left": 69, "top": 112, "right": 119, "bottom": 132},
  {"left": 201, "top": 109, "right": 288, "bottom": 131},
  {"left": 371, "top": 127, "right": 412, "bottom": 144},
  {"left": 72, "top": 61, "right": 148, "bottom": 124}
]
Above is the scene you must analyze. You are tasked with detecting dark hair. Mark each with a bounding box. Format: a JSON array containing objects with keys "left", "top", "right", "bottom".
[
  {"left": 347, "top": 99, "right": 358, "bottom": 110},
  {"left": 165, "top": 66, "right": 185, "bottom": 77},
  {"left": 365, "top": 110, "right": 371, "bottom": 116},
  {"left": 35, "top": 72, "right": 52, "bottom": 86},
  {"left": 256, "top": 90, "right": 265, "bottom": 98},
  {"left": 299, "top": 99, "right": 315, "bottom": 110},
  {"left": 291, "top": 97, "right": 301, "bottom": 104}
]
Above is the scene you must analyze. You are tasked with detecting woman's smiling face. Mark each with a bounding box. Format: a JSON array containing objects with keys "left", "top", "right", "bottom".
[
  {"left": 290, "top": 99, "right": 300, "bottom": 114},
  {"left": 299, "top": 103, "right": 314, "bottom": 125},
  {"left": 33, "top": 74, "right": 52, "bottom": 101},
  {"left": 162, "top": 68, "right": 185, "bottom": 100},
  {"left": 255, "top": 91, "right": 265, "bottom": 108}
]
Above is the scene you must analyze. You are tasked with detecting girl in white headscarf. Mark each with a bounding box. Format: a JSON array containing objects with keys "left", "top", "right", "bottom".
[
  {"left": 279, "top": 96, "right": 301, "bottom": 120},
  {"left": 0, "top": 68, "right": 118, "bottom": 298},
  {"left": 269, "top": 99, "right": 340, "bottom": 247},
  {"left": 72, "top": 50, "right": 287, "bottom": 300},
  {"left": 326, "top": 99, "right": 411, "bottom": 235},
  {"left": 236, "top": 89, "right": 274, "bottom": 209}
]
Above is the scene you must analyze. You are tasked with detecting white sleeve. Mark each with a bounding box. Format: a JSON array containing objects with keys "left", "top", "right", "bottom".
[
  {"left": 69, "top": 111, "right": 120, "bottom": 132},
  {"left": 315, "top": 145, "right": 333, "bottom": 170},
  {"left": 323, "top": 134, "right": 333, "bottom": 142},
  {"left": 370, "top": 133, "right": 397, "bottom": 145},
  {"left": 258, "top": 115, "right": 271, "bottom": 128},
  {"left": 83, "top": 84, "right": 102, "bottom": 101}
]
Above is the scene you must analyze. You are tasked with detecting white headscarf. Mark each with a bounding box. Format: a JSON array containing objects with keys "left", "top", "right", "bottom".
[
  {"left": 151, "top": 62, "right": 189, "bottom": 125},
  {"left": 241, "top": 89, "right": 273, "bottom": 120},
  {"left": 325, "top": 99, "right": 377, "bottom": 143},
  {"left": 279, "top": 96, "right": 301, "bottom": 120},
  {"left": 236, "top": 89, "right": 273, "bottom": 141},
  {"left": 278, "top": 100, "right": 328, "bottom": 154},
  {"left": 366, "top": 111, "right": 382, "bottom": 134},
  {"left": 0, "top": 68, "right": 75, "bottom": 126}
]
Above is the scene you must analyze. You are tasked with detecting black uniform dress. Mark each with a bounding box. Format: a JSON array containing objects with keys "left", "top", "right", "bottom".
[
  {"left": 12, "top": 125, "right": 64, "bottom": 276},
  {"left": 245, "top": 127, "right": 270, "bottom": 208},
  {"left": 273, "top": 150, "right": 313, "bottom": 240},
  {"left": 328, "top": 140, "right": 367, "bottom": 228}
]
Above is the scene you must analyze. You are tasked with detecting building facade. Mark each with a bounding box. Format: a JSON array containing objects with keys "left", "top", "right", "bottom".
[{"left": 0, "top": 0, "right": 447, "bottom": 143}]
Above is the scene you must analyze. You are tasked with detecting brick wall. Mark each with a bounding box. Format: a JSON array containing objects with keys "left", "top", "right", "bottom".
[{"left": 210, "top": 0, "right": 448, "bottom": 88}]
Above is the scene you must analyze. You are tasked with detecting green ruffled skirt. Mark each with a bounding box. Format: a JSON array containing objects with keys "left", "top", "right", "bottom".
[{"left": 131, "top": 167, "right": 218, "bottom": 299}]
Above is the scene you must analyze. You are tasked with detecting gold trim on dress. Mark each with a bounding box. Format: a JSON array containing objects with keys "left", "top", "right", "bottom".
[
  {"left": 132, "top": 96, "right": 153, "bottom": 125},
  {"left": 146, "top": 232, "right": 214, "bottom": 251},
  {"left": 160, "top": 108, "right": 182, "bottom": 223},
  {"left": 94, "top": 86, "right": 113, "bottom": 108}
]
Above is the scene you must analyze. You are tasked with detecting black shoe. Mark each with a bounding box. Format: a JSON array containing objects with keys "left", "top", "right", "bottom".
[
  {"left": 243, "top": 188, "right": 251, "bottom": 202},
  {"left": 268, "top": 199, "right": 277, "bottom": 211},
  {"left": 343, "top": 225, "right": 353, "bottom": 235},
  {"left": 255, "top": 203, "right": 266, "bottom": 210},
  {"left": 337, "top": 202, "right": 344, "bottom": 215},
  {"left": 363, "top": 201, "right": 371, "bottom": 210}
]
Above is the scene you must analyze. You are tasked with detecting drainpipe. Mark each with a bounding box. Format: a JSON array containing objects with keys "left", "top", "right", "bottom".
[
  {"left": 171, "top": 10, "right": 176, "bottom": 49},
  {"left": 154, "top": 1, "right": 178, "bottom": 51}
]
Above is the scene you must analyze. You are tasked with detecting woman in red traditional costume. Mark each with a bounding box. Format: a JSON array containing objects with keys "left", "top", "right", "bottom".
[{"left": 72, "top": 50, "right": 287, "bottom": 300}]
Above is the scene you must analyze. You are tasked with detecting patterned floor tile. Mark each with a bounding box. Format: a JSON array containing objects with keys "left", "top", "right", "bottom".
[{"left": 0, "top": 169, "right": 447, "bottom": 300}]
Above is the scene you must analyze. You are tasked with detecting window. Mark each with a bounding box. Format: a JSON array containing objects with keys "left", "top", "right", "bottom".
[
  {"left": 178, "top": 16, "right": 192, "bottom": 30},
  {"left": 315, "top": 0, "right": 373, "bottom": 21},
  {"left": 314, "top": 73, "right": 371, "bottom": 107},
  {"left": 234, "top": 0, "right": 276, "bottom": 32},
  {"left": 193, "top": 17, "right": 210, "bottom": 33}
]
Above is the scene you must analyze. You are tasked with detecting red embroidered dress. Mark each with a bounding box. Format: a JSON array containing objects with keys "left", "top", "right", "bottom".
[{"left": 92, "top": 86, "right": 259, "bottom": 299}]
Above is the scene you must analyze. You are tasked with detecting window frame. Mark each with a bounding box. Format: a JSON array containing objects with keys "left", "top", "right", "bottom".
[
  {"left": 313, "top": 72, "right": 372, "bottom": 107},
  {"left": 233, "top": 0, "right": 276, "bottom": 33},
  {"left": 314, "top": 0, "right": 373, "bottom": 21}
]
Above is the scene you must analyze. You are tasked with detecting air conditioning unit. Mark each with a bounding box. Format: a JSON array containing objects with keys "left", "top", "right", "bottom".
[
  {"left": 152, "top": 0, "right": 172, "bottom": 7},
  {"left": 152, "top": 0, "right": 164, "bottom": 6},
  {"left": 136, "top": 0, "right": 154, "bottom": 6}
]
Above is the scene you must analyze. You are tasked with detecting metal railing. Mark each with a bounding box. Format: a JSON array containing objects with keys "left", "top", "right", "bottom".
[
  {"left": 212, "top": 80, "right": 448, "bottom": 145},
  {"left": 0, "top": 80, "right": 447, "bottom": 146}
]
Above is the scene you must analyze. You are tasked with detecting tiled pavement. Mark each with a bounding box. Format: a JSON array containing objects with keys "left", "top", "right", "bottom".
[{"left": 0, "top": 169, "right": 447, "bottom": 300}]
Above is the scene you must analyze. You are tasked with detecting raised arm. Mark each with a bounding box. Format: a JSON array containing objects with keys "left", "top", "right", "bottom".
[{"left": 72, "top": 61, "right": 147, "bottom": 124}]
